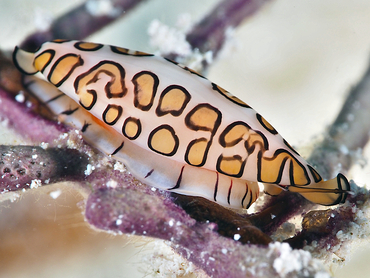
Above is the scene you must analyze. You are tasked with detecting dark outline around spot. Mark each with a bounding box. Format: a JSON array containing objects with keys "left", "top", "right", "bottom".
[
  {"left": 156, "top": 85, "right": 191, "bottom": 117},
  {"left": 147, "top": 124, "right": 179, "bottom": 156},
  {"left": 74, "top": 42, "right": 104, "bottom": 52},
  {"left": 48, "top": 53, "right": 84, "bottom": 87},
  {"left": 122, "top": 117, "right": 142, "bottom": 140},
  {"left": 132, "top": 71, "right": 159, "bottom": 111},
  {"left": 102, "top": 104, "right": 123, "bottom": 125}
]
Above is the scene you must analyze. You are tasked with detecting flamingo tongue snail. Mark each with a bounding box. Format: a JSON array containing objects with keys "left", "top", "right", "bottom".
[{"left": 12, "top": 40, "right": 350, "bottom": 209}]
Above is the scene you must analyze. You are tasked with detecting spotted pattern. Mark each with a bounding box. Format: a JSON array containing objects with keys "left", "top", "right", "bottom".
[
  {"left": 185, "top": 138, "right": 209, "bottom": 166},
  {"left": 246, "top": 132, "right": 268, "bottom": 154},
  {"left": 78, "top": 88, "right": 97, "bottom": 110},
  {"left": 184, "top": 104, "right": 221, "bottom": 167},
  {"left": 52, "top": 39, "right": 71, "bottom": 43},
  {"left": 34, "top": 50, "right": 55, "bottom": 73},
  {"left": 74, "top": 42, "right": 103, "bottom": 51},
  {"left": 257, "top": 149, "right": 309, "bottom": 185},
  {"left": 185, "top": 104, "right": 222, "bottom": 133},
  {"left": 74, "top": 60, "right": 127, "bottom": 102},
  {"left": 102, "top": 104, "right": 122, "bottom": 125},
  {"left": 122, "top": 117, "right": 141, "bottom": 140},
  {"left": 13, "top": 40, "right": 350, "bottom": 209},
  {"left": 148, "top": 125, "right": 179, "bottom": 156},
  {"left": 156, "top": 85, "right": 191, "bottom": 117},
  {"left": 217, "top": 155, "right": 246, "bottom": 177},
  {"left": 217, "top": 122, "right": 268, "bottom": 177},
  {"left": 132, "top": 71, "right": 159, "bottom": 111},
  {"left": 213, "top": 122, "right": 310, "bottom": 185},
  {"left": 219, "top": 121, "right": 251, "bottom": 148},
  {"left": 48, "top": 54, "right": 83, "bottom": 87}
]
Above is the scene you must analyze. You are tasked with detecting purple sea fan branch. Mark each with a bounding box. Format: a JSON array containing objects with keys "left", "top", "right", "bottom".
[
  {"left": 309, "top": 56, "right": 370, "bottom": 180},
  {"left": 0, "top": 87, "right": 68, "bottom": 143},
  {"left": 20, "top": 0, "right": 148, "bottom": 51},
  {"left": 85, "top": 185, "right": 328, "bottom": 278},
  {"left": 187, "top": 0, "right": 272, "bottom": 56},
  {"left": 162, "top": 0, "right": 272, "bottom": 71},
  {"left": 0, "top": 145, "right": 89, "bottom": 193}
]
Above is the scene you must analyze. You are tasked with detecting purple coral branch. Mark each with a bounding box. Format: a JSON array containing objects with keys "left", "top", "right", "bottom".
[
  {"left": 84, "top": 171, "right": 325, "bottom": 278},
  {"left": 20, "top": 0, "right": 147, "bottom": 51},
  {"left": 309, "top": 57, "right": 370, "bottom": 179},
  {"left": 0, "top": 88, "right": 68, "bottom": 143},
  {"left": 164, "top": 0, "right": 272, "bottom": 70},
  {"left": 187, "top": 0, "right": 272, "bottom": 56},
  {"left": 0, "top": 145, "right": 88, "bottom": 192}
]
